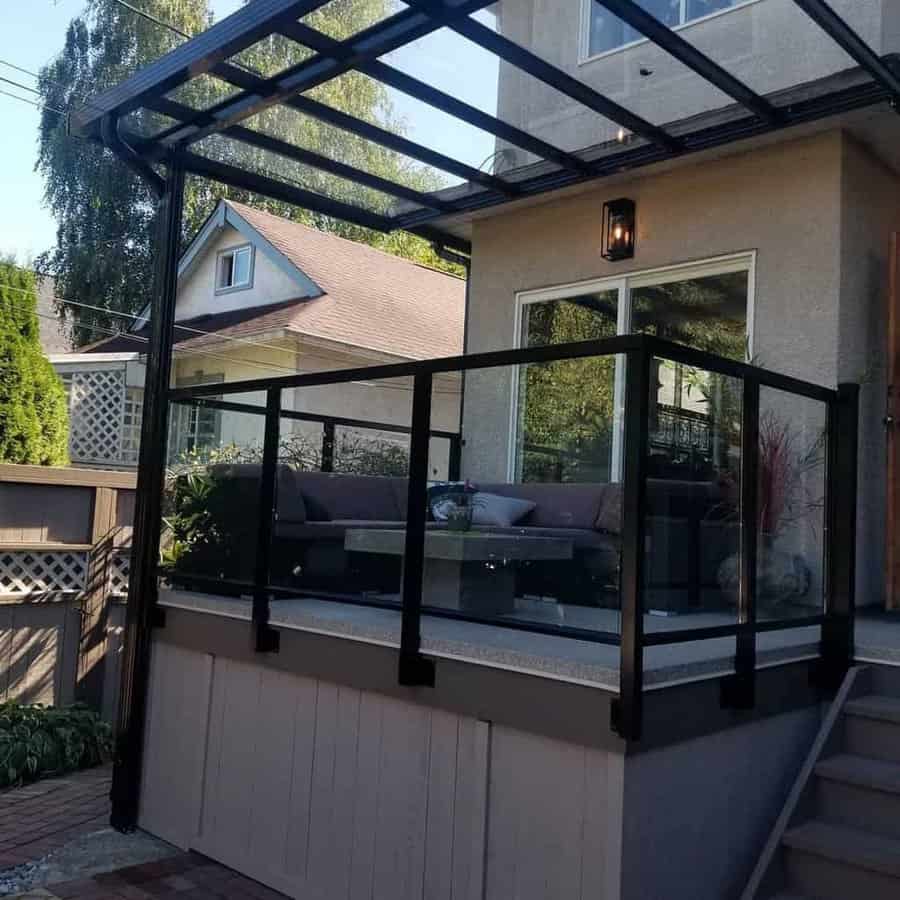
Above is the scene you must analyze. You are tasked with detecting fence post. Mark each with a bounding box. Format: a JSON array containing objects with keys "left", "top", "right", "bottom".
[
  {"left": 76, "top": 485, "right": 117, "bottom": 709},
  {"left": 821, "top": 382, "right": 859, "bottom": 687},
  {"left": 722, "top": 378, "right": 759, "bottom": 709},
  {"left": 399, "top": 371, "right": 435, "bottom": 687},
  {"left": 612, "top": 346, "right": 651, "bottom": 742},
  {"left": 253, "top": 388, "right": 281, "bottom": 653}
]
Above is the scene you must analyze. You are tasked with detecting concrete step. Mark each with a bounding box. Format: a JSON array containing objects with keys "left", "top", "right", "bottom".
[
  {"left": 844, "top": 697, "right": 900, "bottom": 764},
  {"left": 815, "top": 754, "right": 900, "bottom": 840},
  {"left": 844, "top": 695, "right": 900, "bottom": 725},
  {"left": 783, "top": 821, "right": 900, "bottom": 900}
]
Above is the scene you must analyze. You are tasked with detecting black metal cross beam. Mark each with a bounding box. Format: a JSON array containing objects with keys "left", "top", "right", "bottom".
[
  {"left": 70, "top": 0, "right": 333, "bottom": 137},
  {"left": 278, "top": 21, "right": 595, "bottom": 176},
  {"left": 404, "top": 0, "right": 683, "bottom": 153},
  {"left": 792, "top": 0, "right": 900, "bottom": 106},
  {"left": 596, "top": 0, "right": 783, "bottom": 126}
]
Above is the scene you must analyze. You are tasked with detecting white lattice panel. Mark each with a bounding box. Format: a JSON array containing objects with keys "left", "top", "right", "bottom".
[
  {"left": 109, "top": 552, "right": 131, "bottom": 596},
  {"left": 68, "top": 368, "right": 126, "bottom": 464},
  {"left": 0, "top": 551, "right": 88, "bottom": 595}
]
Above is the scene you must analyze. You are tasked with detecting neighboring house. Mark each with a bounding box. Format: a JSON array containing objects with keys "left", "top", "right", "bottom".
[
  {"left": 35, "top": 274, "right": 73, "bottom": 354},
  {"left": 51, "top": 200, "right": 465, "bottom": 472}
]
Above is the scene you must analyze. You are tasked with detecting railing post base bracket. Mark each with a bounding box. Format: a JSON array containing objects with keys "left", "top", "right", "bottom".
[
  {"left": 255, "top": 624, "right": 280, "bottom": 654},
  {"left": 398, "top": 652, "right": 435, "bottom": 687},
  {"left": 610, "top": 698, "right": 640, "bottom": 741},
  {"left": 151, "top": 606, "right": 166, "bottom": 629},
  {"left": 720, "top": 671, "right": 755, "bottom": 710}
]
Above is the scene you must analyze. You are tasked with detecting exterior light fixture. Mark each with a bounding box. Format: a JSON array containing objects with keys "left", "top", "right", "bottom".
[{"left": 601, "top": 197, "right": 636, "bottom": 262}]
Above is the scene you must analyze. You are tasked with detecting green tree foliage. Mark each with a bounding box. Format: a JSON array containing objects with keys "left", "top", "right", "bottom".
[
  {"left": 0, "top": 261, "right": 69, "bottom": 465},
  {"left": 37, "top": 0, "right": 461, "bottom": 347}
]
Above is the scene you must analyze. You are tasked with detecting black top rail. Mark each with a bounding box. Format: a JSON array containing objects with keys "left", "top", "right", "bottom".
[{"left": 168, "top": 334, "right": 838, "bottom": 404}]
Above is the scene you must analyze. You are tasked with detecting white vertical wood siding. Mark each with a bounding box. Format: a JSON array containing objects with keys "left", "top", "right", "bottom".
[{"left": 139, "top": 641, "right": 623, "bottom": 900}]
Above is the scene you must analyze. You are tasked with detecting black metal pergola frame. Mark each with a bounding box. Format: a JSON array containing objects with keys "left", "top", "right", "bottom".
[{"left": 69, "top": 0, "right": 889, "bottom": 830}]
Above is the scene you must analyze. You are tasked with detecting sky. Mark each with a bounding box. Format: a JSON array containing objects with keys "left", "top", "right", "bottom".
[{"left": 0, "top": 0, "right": 498, "bottom": 263}]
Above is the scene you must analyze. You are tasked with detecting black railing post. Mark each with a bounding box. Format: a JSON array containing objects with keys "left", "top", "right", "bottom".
[
  {"left": 321, "top": 420, "right": 335, "bottom": 472},
  {"left": 613, "top": 345, "right": 651, "bottom": 742},
  {"left": 448, "top": 434, "right": 462, "bottom": 482},
  {"left": 723, "top": 378, "right": 759, "bottom": 709},
  {"left": 821, "top": 382, "right": 859, "bottom": 687},
  {"left": 398, "top": 371, "right": 435, "bottom": 687},
  {"left": 110, "top": 157, "right": 184, "bottom": 832},
  {"left": 253, "top": 387, "right": 281, "bottom": 653}
]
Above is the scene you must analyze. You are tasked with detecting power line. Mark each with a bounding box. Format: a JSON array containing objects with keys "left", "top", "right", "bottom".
[{"left": 0, "top": 88, "right": 65, "bottom": 115}]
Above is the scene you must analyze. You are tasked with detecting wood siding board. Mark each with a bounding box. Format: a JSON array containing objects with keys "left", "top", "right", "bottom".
[
  {"left": 282, "top": 674, "right": 318, "bottom": 880},
  {"left": 454, "top": 719, "right": 489, "bottom": 900},
  {"left": 0, "top": 605, "right": 11, "bottom": 699},
  {"left": 348, "top": 689, "right": 384, "bottom": 900},
  {"left": 423, "top": 710, "right": 459, "bottom": 900}
]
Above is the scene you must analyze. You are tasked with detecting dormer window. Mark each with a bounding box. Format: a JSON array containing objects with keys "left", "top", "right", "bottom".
[{"left": 216, "top": 243, "right": 254, "bottom": 293}]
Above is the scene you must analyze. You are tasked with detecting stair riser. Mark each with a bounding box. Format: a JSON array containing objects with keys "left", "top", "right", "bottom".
[
  {"left": 785, "top": 848, "right": 900, "bottom": 900},
  {"left": 844, "top": 716, "right": 900, "bottom": 763},
  {"left": 816, "top": 779, "right": 900, "bottom": 840}
]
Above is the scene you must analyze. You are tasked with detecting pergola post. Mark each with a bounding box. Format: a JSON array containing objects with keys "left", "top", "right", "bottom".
[{"left": 110, "top": 157, "right": 185, "bottom": 831}]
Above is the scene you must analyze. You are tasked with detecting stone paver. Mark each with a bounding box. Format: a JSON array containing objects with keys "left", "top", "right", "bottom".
[{"left": 0, "top": 768, "right": 111, "bottom": 870}]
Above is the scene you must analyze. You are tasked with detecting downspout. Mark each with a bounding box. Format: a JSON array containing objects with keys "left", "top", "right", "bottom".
[
  {"left": 433, "top": 243, "right": 472, "bottom": 480},
  {"left": 100, "top": 116, "right": 185, "bottom": 831}
]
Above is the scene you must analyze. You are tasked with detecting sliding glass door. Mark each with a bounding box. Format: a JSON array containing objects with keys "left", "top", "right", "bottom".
[{"left": 513, "top": 255, "right": 753, "bottom": 483}]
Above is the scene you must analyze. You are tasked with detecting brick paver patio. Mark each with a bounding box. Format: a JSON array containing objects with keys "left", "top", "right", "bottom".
[
  {"left": 0, "top": 767, "right": 111, "bottom": 870},
  {"left": 0, "top": 765, "right": 289, "bottom": 899}
]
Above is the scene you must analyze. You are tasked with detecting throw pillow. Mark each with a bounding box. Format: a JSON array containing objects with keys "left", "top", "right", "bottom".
[
  {"left": 595, "top": 484, "right": 623, "bottom": 534},
  {"left": 428, "top": 481, "right": 476, "bottom": 521},
  {"left": 471, "top": 492, "right": 536, "bottom": 527}
]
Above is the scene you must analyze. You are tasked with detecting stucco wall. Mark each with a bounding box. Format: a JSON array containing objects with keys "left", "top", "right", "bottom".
[
  {"left": 493, "top": 0, "right": 890, "bottom": 161},
  {"left": 464, "top": 131, "right": 844, "bottom": 482},
  {"left": 620, "top": 704, "right": 820, "bottom": 900},
  {"left": 838, "top": 138, "right": 900, "bottom": 607}
]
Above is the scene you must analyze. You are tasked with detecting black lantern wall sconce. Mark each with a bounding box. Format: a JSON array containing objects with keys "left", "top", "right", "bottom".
[{"left": 601, "top": 198, "right": 636, "bottom": 261}]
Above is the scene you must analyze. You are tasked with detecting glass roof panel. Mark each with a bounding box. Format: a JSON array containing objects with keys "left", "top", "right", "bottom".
[
  {"left": 228, "top": 32, "right": 316, "bottom": 77},
  {"left": 164, "top": 73, "right": 241, "bottom": 111},
  {"left": 303, "top": 70, "right": 511, "bottom": 181},
  {"left": 243, "top": 103, "right": 483, "bottom": 211},
  {"left": 121, "top": 107, "right": 180, "bottom": 139},
  {"left": 193, "top": 132, "right": 418, "bottom": 218},
  {"left": 298, "top": 0, "right": 409, "bottom": 41},
  {"left": 665, "top": 0, "right": 860, "bottom": 101},
  {"left": 476, "top": 1, "right": 735, "bottom": 142}
]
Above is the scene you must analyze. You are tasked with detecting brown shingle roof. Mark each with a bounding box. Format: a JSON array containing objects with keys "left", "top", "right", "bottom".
[
  {"left": 89, "top": 201, "right": 466, "bottom": 361},
  {"left": 225, "top": 201, "right": 465, "bottom": 360}
]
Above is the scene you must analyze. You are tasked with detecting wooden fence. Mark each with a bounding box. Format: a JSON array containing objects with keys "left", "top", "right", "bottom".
[{"left": 0, "top": 464, "right": 135, "bottom": 719}]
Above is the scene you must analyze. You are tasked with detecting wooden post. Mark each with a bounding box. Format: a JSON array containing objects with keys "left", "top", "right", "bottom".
[{"left": 76, "top": 485, "right": 117, "bottom": 709}]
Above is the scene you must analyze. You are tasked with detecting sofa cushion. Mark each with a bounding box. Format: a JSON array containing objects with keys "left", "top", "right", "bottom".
[
  {"left": 292, "top": 471, "right": 402, "bottom": 522},
  {"left": 471, "top": 492, "right": 536, "bottom": 527},
  {"left": 275, "top": 519, "right": 404, "bottom": 541},
  {"left": 595, "top": 483, "right": 622, "bottom": 534},
  {"left": 208, "top": 463, "right": 307, "bottom": 524},
  {"left": 477, "top": 482, "right": 611, "bottom": 530}
]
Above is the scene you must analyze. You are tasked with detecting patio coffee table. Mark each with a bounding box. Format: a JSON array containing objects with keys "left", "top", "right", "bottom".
[{"left": 345, "top": 528, "right": 573, "bottom": 616}]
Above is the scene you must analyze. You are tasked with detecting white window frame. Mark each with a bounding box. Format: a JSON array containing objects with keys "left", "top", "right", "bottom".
[
  {"left": 509, "top": 251, "right": 756, "bottom": 481},
  {"left": 215, "top": 243, "right": 255, "bottom": 294},
  {"left": 578, "top": 0, "right": 766, "bottom": 66}
]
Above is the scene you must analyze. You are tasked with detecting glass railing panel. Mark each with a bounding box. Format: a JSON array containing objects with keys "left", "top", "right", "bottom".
[
  {"left": 268, "top": 378, "right": 417, "bottom": 609},
  {"left": 641, "top": 358, "right": 742, "bottom": 629},
  {"left": 756, "top": 386, "right": 827, "bottom": 623},
  {"left": 160, "top": 398, "right": 267, "bottom": 596},
  {"left": 420, "top": 357, "right": 623, "bottom": 637}
]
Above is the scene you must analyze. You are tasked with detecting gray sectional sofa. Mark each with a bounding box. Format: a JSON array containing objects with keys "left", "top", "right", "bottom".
[{"left": 171, "top": 465, "right": 737, "bottom": 612}]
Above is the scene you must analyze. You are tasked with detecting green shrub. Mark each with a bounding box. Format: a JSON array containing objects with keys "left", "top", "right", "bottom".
[{"left": 0, "top": 702, "right": 112, "bottom": 789}]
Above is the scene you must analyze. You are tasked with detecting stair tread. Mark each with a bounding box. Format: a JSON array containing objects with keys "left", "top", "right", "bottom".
[
  {"left": 816, "top": 753, "right": 900, "bottom": 794},
  {"left": 784, "top": 821, "right": 900, "bottom": 878},
  {"left": 844, "top": 695, "right": 900, "bottom": 724}
]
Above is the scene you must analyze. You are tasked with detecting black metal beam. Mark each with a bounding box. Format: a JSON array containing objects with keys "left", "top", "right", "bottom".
[
  {"left": 253, "top": 388, "right": 281, "bottom": 653},
  {"left": 793, "top": 0, "right": 900, "bottom": 105},
  {"left": 156, "top": 0, "right": 493, "bottom": 149},
  {"left": 405, "top": 0, "right": 682, "bottom": 153},
  {"left": 70, "top": 0, "right": 333, "bottom": 137},
  {"left": 110, "top": 157, "right": 185, "bottom": 831},
  {"left": 597, "top": 0, "right": 782, "bottom": 125},
  {"left": 279, "top": 21, "right": 594, "bottom": 176},
  {"left": 143, "top": 95, "right": 458, "bottom": 213}
]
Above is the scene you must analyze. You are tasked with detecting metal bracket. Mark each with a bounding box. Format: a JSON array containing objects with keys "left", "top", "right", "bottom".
[
  {"left": 720, "top": 671, "right": 755, "bottom": 710},
  {"left": 809, "top": 656, "right": 847, "bottom": 694},
  {"left": 255, "top": 624, "right": 280, "bottom": 654},
  {"left": 150, "top": 605, "right": 167, "bottom": 629},
  {"left": 609, "top": 698, "right": 641, "bottom": 741},
  {"left": 398, "top": 652, "right": 435, "bottom": 687}
]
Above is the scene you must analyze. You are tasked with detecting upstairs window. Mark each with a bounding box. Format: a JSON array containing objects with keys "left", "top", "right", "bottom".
[
  {"left": 216, "top": 244, "right": 253, "bottom": 292},
  {"left": 586, "top": 0, "right": 745, "bottom": 59}
]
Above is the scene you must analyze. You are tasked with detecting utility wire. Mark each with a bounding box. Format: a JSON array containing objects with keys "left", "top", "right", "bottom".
[{"left": 0, "top": 88, "right": 65, "bottom": 115}]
